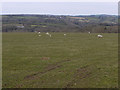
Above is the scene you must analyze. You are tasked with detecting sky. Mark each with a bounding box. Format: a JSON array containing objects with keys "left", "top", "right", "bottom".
[
  {"left": 1, "top": 1, "right": 118, "bottom": 15},
  {"left": 1, "top": 0, "right": 119, "bottom": 2}
]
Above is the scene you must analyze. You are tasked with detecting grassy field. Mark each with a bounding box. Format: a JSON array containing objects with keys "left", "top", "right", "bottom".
[{"left": 2, "top": 32, "right": 118, "bottom": 88}]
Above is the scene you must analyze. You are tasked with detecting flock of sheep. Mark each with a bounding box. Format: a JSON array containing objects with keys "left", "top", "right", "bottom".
[
  {"left": 35, "top": 31, "right": 103, "bottom": 38},
  {"left": 37, "top": 32, "right": 52, "bottom": 37},
  {"left": 36, "top": 31, "right": 67, "bottom": 37}
]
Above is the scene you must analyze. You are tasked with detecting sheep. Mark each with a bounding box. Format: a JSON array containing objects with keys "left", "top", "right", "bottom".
[
  {"left": 49, "top": 34, "right": 51, "bottom": 37},
  {"left": 88, "top": 32, "right": 90, "bottom": 34},
  {"left": 97, "top": 35, "right": 103, "bottom": 38},
  {"left": 46, "top": 32, "right": 49, "bottom": 35},
  {"left": 39, "top": 35, "right": 41, "bottom": 37},
  {"left": 64, "top": 34, "right": 66, "bottom": 36},
  {"left": 38, "top": 32, "right": 41, "bottom": 34}
]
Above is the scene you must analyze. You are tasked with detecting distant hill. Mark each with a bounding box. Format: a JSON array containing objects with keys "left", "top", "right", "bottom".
[{"left": 2, "top": 14, "right": 118, "bottom": 33}]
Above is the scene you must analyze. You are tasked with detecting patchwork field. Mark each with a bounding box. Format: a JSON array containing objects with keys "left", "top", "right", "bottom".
[{"left": 2, "top": 32, "right": 118, "bottom": 88}]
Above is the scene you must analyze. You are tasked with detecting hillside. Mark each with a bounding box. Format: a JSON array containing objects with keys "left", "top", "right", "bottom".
[{"left": 2, "top": 14, "right": 118, "bottom": 33}]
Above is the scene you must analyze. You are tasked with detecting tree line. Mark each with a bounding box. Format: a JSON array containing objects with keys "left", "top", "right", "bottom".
[{"left": 2, "top": 14, "right": 118, "bottom": 33}]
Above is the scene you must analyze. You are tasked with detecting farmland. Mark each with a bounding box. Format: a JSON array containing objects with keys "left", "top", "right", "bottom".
[
  {"left": 2, "top": 32, "right": 118, "bottom": 88},
  {"left": 2, "top": 15, "right": 118, "bottom": 33}
]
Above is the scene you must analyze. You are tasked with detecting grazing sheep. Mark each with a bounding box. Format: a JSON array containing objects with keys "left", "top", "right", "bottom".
[
  {"left": 49, "top": 34, "right": 51, "bottom": 37},
  {"left": 88, "top": 32, "right": 90, "bottom": 34},
  {"left": 46, "top": 32, "right": 49, "bottom": 35},
  {"left": 64, "top": 34, "right": 66, "bottom": 36},
  {"left": 97, "top": 35, "right": 103, "bottom": 38},
  {"left": 38, "top": 32, "right": 41, "bottom": 34},
  {"left": 39, "top": 35, "right": 41, "bottom": 37}
]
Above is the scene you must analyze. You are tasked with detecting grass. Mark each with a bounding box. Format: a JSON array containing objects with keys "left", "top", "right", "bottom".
[{"left": 2, "top": 32, "right": 118, "bottom": 88}]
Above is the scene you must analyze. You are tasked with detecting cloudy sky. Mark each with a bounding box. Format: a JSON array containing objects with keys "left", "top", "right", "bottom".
[
  {"left": 1, "top": 0, "right": 119, "bottom": 2},
  {"left": 1, "top": 0, "right": 118, "bottom": 15}
]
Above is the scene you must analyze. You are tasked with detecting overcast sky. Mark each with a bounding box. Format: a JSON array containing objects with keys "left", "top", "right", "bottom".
[
  {"left": 1, "top": 0, "right": 119, "bottom": 2},
  {"left": 1, "top": 1, "right": 118, "bottom": 15}
]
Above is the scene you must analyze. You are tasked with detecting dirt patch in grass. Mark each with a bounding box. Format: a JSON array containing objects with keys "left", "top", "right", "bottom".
[
  {"left": 24, "top": 64, "right": 62, "bottom": 80},
  {"left": 40, "top": 57, "right": 50, "bottom": 60},
  {"left": 65, "top": 65, "right": 92, "bottom": 88},
  {"left": 24, "top": 59, "right": 71, "bottom": 80}
]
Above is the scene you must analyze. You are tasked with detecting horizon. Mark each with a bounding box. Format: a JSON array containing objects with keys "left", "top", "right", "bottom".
[{"left": 1, "top": 14, "right": 118, "bottom": 16}]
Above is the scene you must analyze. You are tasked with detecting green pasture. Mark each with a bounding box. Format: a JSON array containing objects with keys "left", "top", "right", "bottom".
[{"left": 2, "top": 32, "right": 118, "bottom": 88}]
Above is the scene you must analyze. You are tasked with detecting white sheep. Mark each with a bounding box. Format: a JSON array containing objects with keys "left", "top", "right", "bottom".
[
  {"left": 46, "top": 32, "right": 49, "bottom": 35},
  {"left": 97, "top": 35, "right": 103, "bottom": 38},
  {"left": 38, "top": 32, "right": 41, "bottom": 34},
  {"left": 64, "top": 34, "right": 66, "bottom": 36},
  {"left": 88, "top": 32, "right": 90, "bottom": 34},
  {"left": 49, "top": 34, "right": 51, "bottom": 37},
  {"left": 39, "top": 35, "right": 41, "bottom": 37}
]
